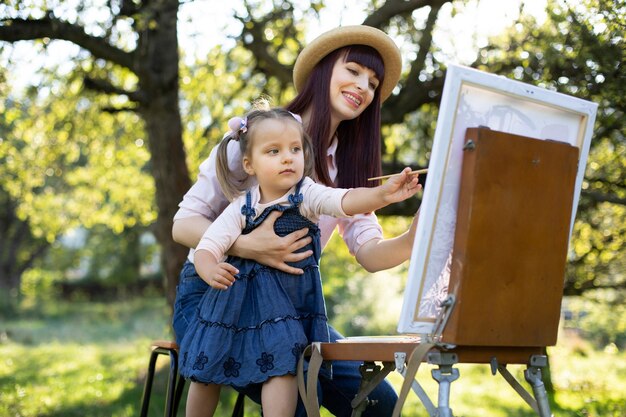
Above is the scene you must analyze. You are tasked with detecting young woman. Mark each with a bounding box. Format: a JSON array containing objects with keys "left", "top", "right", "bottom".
[
  {"left": 173, "top": 25, "right": 419, "bottom": 417},
  {"left": 180, "top": 107, "right": 419, "bottom": 417}
]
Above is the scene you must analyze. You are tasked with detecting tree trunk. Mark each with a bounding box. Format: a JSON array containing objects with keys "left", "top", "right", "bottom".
[{"left": 136, "top": 0, "right": 191, "bottom": 309}]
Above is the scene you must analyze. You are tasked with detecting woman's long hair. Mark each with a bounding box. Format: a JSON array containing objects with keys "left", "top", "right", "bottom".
[{"left": 286, "top": 45, "right": 385, "bottom": 189}]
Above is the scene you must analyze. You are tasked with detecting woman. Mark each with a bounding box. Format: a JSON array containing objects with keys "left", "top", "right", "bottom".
[{"left": 173, "top": 25, "right": 419, "bottom": 417}]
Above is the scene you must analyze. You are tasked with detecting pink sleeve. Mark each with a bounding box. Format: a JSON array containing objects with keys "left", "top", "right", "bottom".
[
  {"left": 300, "top": 179, "right": 349, "bottom": 219},
  {"left": 173, "top": 140, "right": 249, "bottom": 222},
  {"left": 336, "top": 213, "right": 383, "bottom": 256},
  {"left": 196, "top": 199, "right": 246, "bottom": 261}
]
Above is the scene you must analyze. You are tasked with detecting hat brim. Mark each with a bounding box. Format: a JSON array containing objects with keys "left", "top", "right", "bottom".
[{"left": 293, "top": 25, "right": 402, "bottom": 102}]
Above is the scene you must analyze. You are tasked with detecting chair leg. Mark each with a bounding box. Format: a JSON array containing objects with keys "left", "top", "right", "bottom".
[
  {"left": 141, "top": 341, "right": 245, "bottom": 417},
  {"left": 165, "top": 348, "right": 179, "bottom": 417},
  {"left": 172, "top": 374, "right": 187, "bottom": 416},
  {"left": 140, "top": 350, "right": 161, "bottom": 417},
  {"left": 231, "top": 391, "right": 245, "bottom": 417}
]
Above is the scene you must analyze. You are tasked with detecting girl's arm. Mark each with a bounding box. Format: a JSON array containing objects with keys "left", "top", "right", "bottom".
[
  {"left": 342, "top": 167, "right": 420, "bottom": 215},
  {"left": 194, "top": 249, "right": 238, "bottom": 290}
]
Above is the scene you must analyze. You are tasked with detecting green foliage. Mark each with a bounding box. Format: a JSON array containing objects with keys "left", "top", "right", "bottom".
[
  {"left": 476, "top": 0, "right": 626, "bottom": 298},
  {"left": 564, "top": 296, "right": 626, "bottom": 349},
  {"left": 319, "top": 216, "right": 413, "bottom": 336},
  {"left": 0, "top": 59, "right": 156, "bottom": 304},
  {"left": 179, "top": 46, "right": 270, "bottom": 176}
]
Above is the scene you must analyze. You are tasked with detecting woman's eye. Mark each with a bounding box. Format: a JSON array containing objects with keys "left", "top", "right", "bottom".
[
  {"left": 348, "top": 68, "right": 358, "bottom": 75},
  {"left": 369, "top": 82, "right": 377, "bottom": 90}
]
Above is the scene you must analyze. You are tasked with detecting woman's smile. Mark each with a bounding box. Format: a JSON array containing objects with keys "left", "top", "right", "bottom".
[{"left": 342, "top": 91, "right": 363, "bottom": 108}]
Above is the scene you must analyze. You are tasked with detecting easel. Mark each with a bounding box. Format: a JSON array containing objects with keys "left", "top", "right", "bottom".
[{"left": 298, "top": 127, "right": 580, "bottom": 417}]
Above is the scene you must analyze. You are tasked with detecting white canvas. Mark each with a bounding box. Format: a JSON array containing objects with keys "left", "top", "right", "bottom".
[{"left": 397, "top": 64, "right": 598, "bottom": 335}]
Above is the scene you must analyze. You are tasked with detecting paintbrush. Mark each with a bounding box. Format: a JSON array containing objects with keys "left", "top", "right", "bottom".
[{"left": 367, "top": 168, "right": 428, "bottom": 181}]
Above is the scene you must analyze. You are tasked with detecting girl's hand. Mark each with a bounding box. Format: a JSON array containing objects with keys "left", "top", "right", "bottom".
[
  {"left": 381, "top": 167, "right": 422, "bottom": 203},
  {"left": 229, "top": 211, "right": 313, "bottom": 275},
  {"left": 207, "top": 262, "right": 239, "bottom": 290}
]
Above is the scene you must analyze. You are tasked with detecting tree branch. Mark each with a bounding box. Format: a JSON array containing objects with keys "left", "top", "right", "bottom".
[
  {"left": 363, "top": 0, "right": 451, "bottom": 27},
  {"left": 0, "top": 16, "right": 135, "bottom": 70},
  {"left": 84, "top": 76, "right": 146, "bottom": 104},
  {"left": 234, "top": 2, "right": 294, "bottom": 86},
  {"left": 381, "top": 1, "right": 446, "bottom": 124},
  {"left": 581, "top": 190, "right": 626, "bottom": 206}
]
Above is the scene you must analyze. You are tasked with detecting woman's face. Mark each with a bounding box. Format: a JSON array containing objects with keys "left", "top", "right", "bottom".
[{"left": 328, "top": 55, "right": 380, "bottom": 124}]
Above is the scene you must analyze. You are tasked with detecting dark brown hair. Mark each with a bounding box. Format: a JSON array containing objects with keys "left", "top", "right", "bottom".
[{"left": 286, "top": 45, "right": 385, "bottom": 188}]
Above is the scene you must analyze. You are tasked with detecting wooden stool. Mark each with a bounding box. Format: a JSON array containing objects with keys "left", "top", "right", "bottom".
[{"left": 139, "top": 340, "right": 245, "bottom": 417}]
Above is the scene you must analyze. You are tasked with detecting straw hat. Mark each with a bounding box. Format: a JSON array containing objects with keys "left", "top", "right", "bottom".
[{"left": 293, "top": 25, "right": 402, "bottom": 102}]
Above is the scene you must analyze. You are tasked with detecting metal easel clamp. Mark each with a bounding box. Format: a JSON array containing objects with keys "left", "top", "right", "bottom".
[
  {"left": 426, "top": 351, "right": 460, "bottom": 417},
  {"left": 394, "top": 351, "right": 437, "bottom": 416},
  {"left": 497, "top": 354, "right": 553, "bottom": 417},
  {"left": 524, "top": 355, "right": 553, "bottom": 417},
  {"left": 350, "top": 361, "right": 396, "bottom": 416},
  {"left": 429, "top": 294, "right": 456, "bottom": 344}
]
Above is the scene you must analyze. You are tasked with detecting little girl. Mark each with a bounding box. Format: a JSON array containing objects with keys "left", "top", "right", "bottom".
[{"left": 179, "top": 107, "right": 420, "bottom": 417}]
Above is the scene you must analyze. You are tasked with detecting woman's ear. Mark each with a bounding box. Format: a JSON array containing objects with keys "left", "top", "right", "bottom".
[{"left": 242, "top": 157, "right": 255, "bottom": 176}]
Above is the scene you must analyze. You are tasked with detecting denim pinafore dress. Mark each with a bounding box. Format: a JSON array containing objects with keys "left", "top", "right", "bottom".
[{"left": 179, "top": 181, "right": 330, "bottom": 387}]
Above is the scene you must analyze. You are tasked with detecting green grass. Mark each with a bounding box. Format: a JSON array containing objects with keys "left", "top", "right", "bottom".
[{"left": 1, "top": 298, "right": 624, "bottom": 416}]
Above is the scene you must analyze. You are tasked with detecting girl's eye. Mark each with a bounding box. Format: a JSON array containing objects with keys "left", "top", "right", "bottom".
[
  {"left": 268, "top": 149, "right": 279, "bottom": 155},
  {"left": 292, "top": 146, "right": 302, "bottom": 153}
]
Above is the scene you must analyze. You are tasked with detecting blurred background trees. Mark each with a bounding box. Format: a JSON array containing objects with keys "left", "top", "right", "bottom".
[{"left": 0, "top": 0, "right": 624, "bottom": 348}]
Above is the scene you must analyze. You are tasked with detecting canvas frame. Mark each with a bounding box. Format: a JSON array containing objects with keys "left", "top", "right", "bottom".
[{"left": 397, "top": 64, "right": 598, "bottom": 335}]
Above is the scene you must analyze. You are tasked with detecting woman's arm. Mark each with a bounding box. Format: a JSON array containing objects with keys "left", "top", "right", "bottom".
[
  {"left": 355, "top": 210, "right": 420, "bottom": 272},
  {"left": 172, "top": 215, "right": 212, "bottom": 248}
]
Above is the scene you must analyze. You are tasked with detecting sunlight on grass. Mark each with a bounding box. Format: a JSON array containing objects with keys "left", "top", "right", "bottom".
[
  {"left": 1, "top": 298, "right": 625, "bottom": 416},
  {"left": 0, "top": 341, "right": 149, "bottom": 416},
  {"left": 0, "top": 298, "right": 171, "bottom": 417}
]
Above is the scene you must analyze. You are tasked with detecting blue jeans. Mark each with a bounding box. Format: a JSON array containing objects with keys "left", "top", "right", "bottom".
[{"left": 173, "top": 261, "right": 398, "bottom": 416}]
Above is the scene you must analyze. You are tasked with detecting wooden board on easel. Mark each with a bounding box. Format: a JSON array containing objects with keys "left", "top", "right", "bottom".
[{"left": 441, "top": 127, "right": 579, "bottom": 347}]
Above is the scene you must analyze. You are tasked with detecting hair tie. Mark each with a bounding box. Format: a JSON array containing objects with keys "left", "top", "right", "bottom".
[
  {"left": 288, "top": 112, "right": 302, "bottom": 124},
  {"left": 227, "top": 116, "right": 247, "bottom": 136}
]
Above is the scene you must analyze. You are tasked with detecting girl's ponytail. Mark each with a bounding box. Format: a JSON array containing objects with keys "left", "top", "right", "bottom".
[{"left": 215, "top": 133, "right": 244, "bottom": 202}]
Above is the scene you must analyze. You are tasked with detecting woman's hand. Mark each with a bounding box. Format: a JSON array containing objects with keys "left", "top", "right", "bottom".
[{"left": 229, "top": 211, "right": 313, "bottom": 275}]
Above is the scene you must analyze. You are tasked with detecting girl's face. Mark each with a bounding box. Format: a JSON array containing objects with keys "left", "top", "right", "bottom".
[
  {"left": 328, "top": 55, "right": 380, "bottom": 124},
  {"left": 242, "top": 118, "right": 305, "bottom": 203}
]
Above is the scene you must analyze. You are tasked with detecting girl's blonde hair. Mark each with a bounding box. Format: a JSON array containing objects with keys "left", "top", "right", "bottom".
[{"left": 216, "top": 107, "right": 315, "bottom": 201}]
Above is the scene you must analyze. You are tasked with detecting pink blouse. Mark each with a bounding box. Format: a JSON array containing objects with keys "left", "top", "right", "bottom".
[{"left": 175, "top": 138, "right": 383, "bottom": 262}]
